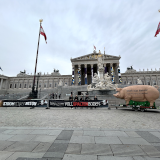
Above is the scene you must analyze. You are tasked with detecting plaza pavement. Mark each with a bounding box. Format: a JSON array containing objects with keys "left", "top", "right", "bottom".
[{"left": 0, "top": 107, "right": 160, "bottom": 160}]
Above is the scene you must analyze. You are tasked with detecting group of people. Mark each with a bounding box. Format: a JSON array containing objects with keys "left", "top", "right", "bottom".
[
  {"left": 69, "top": 94, "right": 98, "bottom": 109},
  {"left": 69, "top": 95, "right": 97, "bottom": 101},
  {"left": 50, "top": 93, "right": 61, "bottom": 99}
]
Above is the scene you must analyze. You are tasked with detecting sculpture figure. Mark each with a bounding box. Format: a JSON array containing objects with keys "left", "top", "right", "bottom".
[
  {"left": 92, "top": 73, "right": 99, "bottom": 83},
  {"left": 137, "top": 79, "right": 143, "bottom": 85},
  {"left": 58, "top": 80, "right": 63, "bottom": 86}
]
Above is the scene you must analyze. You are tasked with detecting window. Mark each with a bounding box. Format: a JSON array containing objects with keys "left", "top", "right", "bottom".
[
  {"left": 153, "top": 80, "right": 156, "bottom": 85},
  {"left": 49, "top": 83, "right": 51, "bottom": 87},
  {"left": 123, "top": 81, "right": 126, "bottom": 85},
  {"left": 39, "top": 83, "right": 41, "bottom": 88},
  {"left": 15, "top": 84, "right": 16, "bottom": 88},
  {"left": 24, "top": 84, "right": 26, "bottom": 88},
  {"left": 29, "top": 84, "right": 31, "bottom": 88},
  {"left": 10, "top": 84, "right": 12, "bottom": 88},
  {"left": 147, "top": 81, "right": 150, "bottom": 85},
  {"left": 44, "top": 83, "right": 47, "bottom": 88},
  {"left": 55, "top": 83, "right": 57, "bottom": 87},
  {"left": 19, "top": 84, "right": 21, "bottom": 88}
]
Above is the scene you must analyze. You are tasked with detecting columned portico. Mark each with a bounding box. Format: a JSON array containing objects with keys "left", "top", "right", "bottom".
[{"left": 71, "top": 51, "right": 121, "bottom": 85}]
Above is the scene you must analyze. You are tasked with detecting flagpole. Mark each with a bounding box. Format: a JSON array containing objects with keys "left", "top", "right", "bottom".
[{"left": 32, "top": 19, "right": 43, "bottom": 95}]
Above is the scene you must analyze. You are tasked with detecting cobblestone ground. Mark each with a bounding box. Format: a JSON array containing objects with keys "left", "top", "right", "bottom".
[{"left": 0, "top": 107, "right": 160, "bottom": 129}]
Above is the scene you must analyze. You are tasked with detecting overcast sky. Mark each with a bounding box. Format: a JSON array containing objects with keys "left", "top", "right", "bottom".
[{"left": 1, "top": 0, "right": 160, "bottom": 77}]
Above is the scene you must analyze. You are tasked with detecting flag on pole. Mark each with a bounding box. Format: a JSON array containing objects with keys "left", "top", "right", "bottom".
[
  {"left": 155, "top": 22, "right": 160, "bottom": 37},
  {"left": 40, "top": 26, "right": 47, "bottom": 43},
  {"left": 0, "top": 67, "right": 3, "bottom": 71},
  {"left": 93, "top": 45, "right": 96, "bottom": 50}
]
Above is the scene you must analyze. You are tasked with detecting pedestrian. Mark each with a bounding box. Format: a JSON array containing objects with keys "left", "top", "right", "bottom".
[
  {"left": 74, "top": 95, "right": 79, "bottom": 109},
  {"left": 80, "top": 96, "right": 84, "bottom": 109},
  {"left": 53, "top": 93, "right": 54, "bottom": 99},
  {"left": 85, "top": 95, "right": 89, "bottom": 109},
  {"left": 59, "top": 94, "right": 61, "bottom": 99},
  {"left": 94, "top": 96, "right": 98, "bottom": 109},
  {"left": 56, "top": 93, "right": 57, "bottom": 99},
  {"left": 74, "top": 95, "right": 79, "bottom": 101},
  {"left": 69, "top": 94, "right": 73, "bottom": 109}
]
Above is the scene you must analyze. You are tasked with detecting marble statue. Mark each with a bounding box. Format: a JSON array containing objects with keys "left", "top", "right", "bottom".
[
  {"left": 92, "top": 73, "right": 99, "bottom": 83},
  {"left": 137, "top": 79, "right": 143, "bottom": 85},
  {"left": 58, "top": 80, "right": 63, "bottom": 86}
]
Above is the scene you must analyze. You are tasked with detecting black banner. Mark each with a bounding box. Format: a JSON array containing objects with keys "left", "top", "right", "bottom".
[{"left": 49, "top": 100, "right": 104, "bottom": 107}]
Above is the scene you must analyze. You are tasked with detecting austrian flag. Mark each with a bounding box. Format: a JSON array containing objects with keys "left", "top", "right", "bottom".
[
  {"left": 40, "top": 26, "right": 47, "bottom": 43},
  {"left": 155, "top": 22, "right": 160, "bottom": 37}
]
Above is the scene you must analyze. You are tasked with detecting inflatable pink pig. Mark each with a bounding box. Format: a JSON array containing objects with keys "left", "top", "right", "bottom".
[{"left": 113, "top": 85, "right": 159, "bottom": 106}]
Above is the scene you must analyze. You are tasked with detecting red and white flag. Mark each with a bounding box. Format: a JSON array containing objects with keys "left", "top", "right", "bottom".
[
  {"left": 155, "top": 22, "right": 160, "bottom": 37},
  {"left": 93, "top": 45, "right": 96, "bottom": 50},
  {"left": 40, "top": 26, "right": 47, "bottom": 43}
]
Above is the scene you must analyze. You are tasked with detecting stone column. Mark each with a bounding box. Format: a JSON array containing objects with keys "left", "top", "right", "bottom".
[
  {"left": 63, "top": 78, "right": 64, "bottom": 86},
  {"left": 104, "top": 63, "right": 107, "bottom": 74},
  {"left": 110, "top": 63, "right": 114, "bottom": 83},
  {"left": 12, "top": 79, "right": 14, "bottom": 89},
  {"left": 72, "top": 64, "right": 75, "bottom": 85},
  {"left": 78, "top": 64, "right": 81, "bottom": 85},
  {"left": 156, "top": 75, "right": 158, "bottom": 85},
  {"left": 84, "top": 64, "right": 87, "bottom": 85},
  {"left": 144, "top": 76, "right": 146, "bottom": 85},
  {"left": 114, "top": 63, "right": 118, "bottom": 84},
  {"left": 150, "top": 76, "right": 152, "bottom": 86},
  {"left": 91, "top": 64, "right": 93, "bottom": 83},
  {"left": 47, "top": 79, "right": 49, "bottom": 88},
  {"left": 0, "top": 78, "right": 3, "bottom": 89}
]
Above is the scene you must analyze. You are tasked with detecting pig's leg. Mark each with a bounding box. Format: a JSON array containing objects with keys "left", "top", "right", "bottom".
[
  {"left": 125, "top": 96, "right": 131, "bottom": 105},
  {"left": 149, "top": 101, "right": 154, "bottom": 107}
]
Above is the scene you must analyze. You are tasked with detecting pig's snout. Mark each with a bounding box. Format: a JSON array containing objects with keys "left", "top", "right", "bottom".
[{"left": 113, "top": 93, "right": 118, "bottom": 97}]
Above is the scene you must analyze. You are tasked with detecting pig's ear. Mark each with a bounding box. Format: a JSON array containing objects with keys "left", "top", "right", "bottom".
[{"left": 116, "top": 88, "right": 122, "bottom": 92}]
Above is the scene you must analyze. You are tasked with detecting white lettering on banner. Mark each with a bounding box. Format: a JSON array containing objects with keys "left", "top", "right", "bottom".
[
  {"left": 3, "top": 101, "right": 37, "bottom": 106},
  {"left": 3, "top": 102, "right": 15, "bottom": 106},
  {"left": 88, "top": 102, "right": 100, "bottom": 106},
  {"left": 65, "top": 102, "right": 73, "bottom": 106}
]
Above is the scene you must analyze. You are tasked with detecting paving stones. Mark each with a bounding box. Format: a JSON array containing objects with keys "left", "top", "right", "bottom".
[
  {"left": 65, "top": 143, "right": 81, "bottom": 154},
  {"left": 7, "top": 134, "right": 37, "bottom": 141},
  {"left": 81, "top": 144, "right": 112, "bottom": 155},
  {"left": 136, "top": 131, "right": 160, "bottom": 143},
  {"left": 31, "top": 135, "right": 57, "bottom": 143},
  {"left": 56, "top": 130, "right": 73, "bottom": 140},
  {"left": 98, "top": 156, "right": 133, "bottom": 160},
  {"left": 104, "top": 131, "right": 128, "bottom": 137},
  {"left": 139, "top": 145, "right": 160, "bottom": 157},
  {"left": 83, "top": 131, "right": 105, "bottom": 136},
  {"left": 110, "top": 144, "right": 146, "bottom": 156},
  {"left": 32, "top": 142, "right": 52, "bottom": 152},
  {"left": 95, "top": 136, "right": 122, "bottom": 144},
  {"left": 0, "top": 134, "right": 14, "bottom": 140},
  {"left": 70, "top": 136, "right": 95, "bottom": 144},
  {"left": 0, "top": 140, "right": 15, "bottom": 151},
  {"left": 119, "top": 137, "right": 150, "bottom": 145},
  {"left": 63, "top": 154, "right": 97, "bottom": 160},
  {"left": 4, "top": 141, "right": 40, "bottom": 152}
]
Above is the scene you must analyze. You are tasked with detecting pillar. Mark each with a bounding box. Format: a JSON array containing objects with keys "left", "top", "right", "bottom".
[
  {"left": 84, "top": 64, "right": 87, "bottom": 85},
  {"left": 78, "top": 64, "right": 81, "bottom": 85},
  {"left": 91, "top": 64, "right": 93, "bottom": 83},
  {"left": 110, "top": 63, "right": 114, "bottom": 83},
  {"left": 0, "top": 79, "right": 3, "bottom": 89},
  {"left": 117, "top": 63, "right": 122, "bottom": 84},
  {"left": 72, "top": 65, "right": 75, "bottom": 85},
  {"left": 104, "top": 63, "right": 107, "bottom": 73}
]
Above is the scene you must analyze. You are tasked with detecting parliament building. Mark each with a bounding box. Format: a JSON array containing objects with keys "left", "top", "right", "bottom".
[{"left": 0, "top": 50, "right": 159, "bottom": 94}]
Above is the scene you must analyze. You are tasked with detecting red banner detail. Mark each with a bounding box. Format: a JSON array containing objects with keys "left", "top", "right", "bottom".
[{"left": 73, "top": 102, "right": 88, "bottom": 106}]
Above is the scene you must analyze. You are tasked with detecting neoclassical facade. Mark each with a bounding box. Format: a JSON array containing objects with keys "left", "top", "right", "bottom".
[
  {"left": 0, "top": 70, "right": 72, "bottom": 91},
  {"left": 71, "top": 50, "right": 121, "bottom": 85},
  {"left": 121, "top": 67, "right": 160, "bottom": 86}
]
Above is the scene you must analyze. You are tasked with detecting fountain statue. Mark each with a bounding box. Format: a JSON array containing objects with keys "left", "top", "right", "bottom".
[{"left": 87, "top": 54, "right": 118, "bottom": 91}]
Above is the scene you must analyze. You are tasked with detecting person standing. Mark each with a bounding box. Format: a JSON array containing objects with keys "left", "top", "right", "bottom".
[
  {"left": 56, "top": 93, "right": 57, "bottom": 99},
  {"left": 74, "top": 95, "right": 79, "bottom": 109},
  {"left": 69, "top": 94, "right": 73, "bottom": 109},
  {"left": 53, "top": 93, "right": 54, "bottom": 99},
  {"left": 59, "top": 94, "right": 61, "bottom": 99},
  {"left": 94, "top": 96, "right": 98, "bottom": 109}
]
